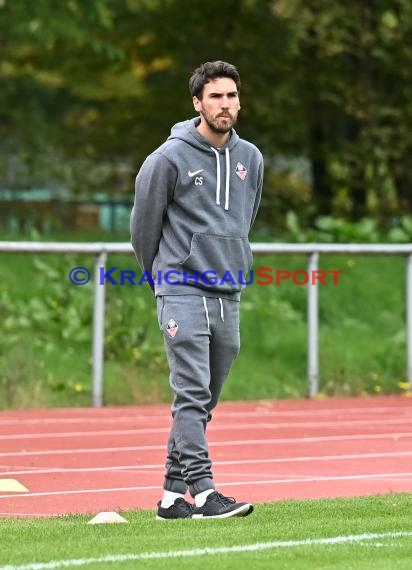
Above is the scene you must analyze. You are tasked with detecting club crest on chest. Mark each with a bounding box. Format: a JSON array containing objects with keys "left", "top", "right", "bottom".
[{"left": 235, "top": 162, "right": 247, "bottom": 180}]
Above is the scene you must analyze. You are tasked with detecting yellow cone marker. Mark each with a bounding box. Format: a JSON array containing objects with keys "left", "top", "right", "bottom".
[
  {"left": 88, "top": 512, "right": 128, "bottom": 525},
  {"left": 0, "top": 479, "right": 29, "bottom": 493}
]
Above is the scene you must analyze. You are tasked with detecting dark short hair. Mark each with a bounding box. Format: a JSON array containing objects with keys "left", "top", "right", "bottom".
[{"left": 189, "top": 61, "right": 241, "bottom": 99}]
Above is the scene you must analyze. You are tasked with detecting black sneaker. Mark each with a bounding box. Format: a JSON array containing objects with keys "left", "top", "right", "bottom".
[
  {"left": 192, "top": 491, "right": 254, "bottom": 519},
  {"left": 156, "top": 497, "right": 194, "bottom": 520}
]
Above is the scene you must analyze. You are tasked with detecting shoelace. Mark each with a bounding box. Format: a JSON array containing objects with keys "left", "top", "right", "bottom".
[{"left": 214, "top": 492, "right": 236, "bottom": 506}]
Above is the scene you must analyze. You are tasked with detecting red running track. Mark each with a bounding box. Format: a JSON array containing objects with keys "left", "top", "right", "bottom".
[{"left": 0, "top": 396, "right": 412, "bottom": 518}]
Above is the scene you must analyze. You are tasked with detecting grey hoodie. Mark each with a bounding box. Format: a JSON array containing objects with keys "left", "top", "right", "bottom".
[{"left": 130, "top": 117, "right": 263, "bottom": 299}]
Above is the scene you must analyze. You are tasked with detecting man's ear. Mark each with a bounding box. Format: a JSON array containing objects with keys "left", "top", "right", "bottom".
[{"left": 193, "top": 96, "right": 202, "bottom": 112}]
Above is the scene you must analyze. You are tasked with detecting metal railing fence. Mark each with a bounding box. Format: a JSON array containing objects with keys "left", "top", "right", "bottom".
[{"left": 1, "top": 241, "right": 411, "bottom": 406}]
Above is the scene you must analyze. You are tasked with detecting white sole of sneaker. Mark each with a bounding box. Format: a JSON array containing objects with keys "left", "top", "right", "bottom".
[
  {"left": 192, "top": 503, "right": 253, "bottom": 519},
  {"left": 156, "top": 514, "right": 194, "bottom": 520}
]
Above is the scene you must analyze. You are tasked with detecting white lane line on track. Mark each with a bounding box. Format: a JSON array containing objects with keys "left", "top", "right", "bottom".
[
  {"left": 3, "top": 417, "right": 412, "bottom": 441},
  {"left": 2, "top": 450, "right": 412, "bottom": 477},
  {"left": 0, "top": 416, "right": 169, "bottom": 427},
  {"left": 0, "top": 428, "right": 170, "bottom": 440},
  {"left": 1, "top": 530, "right": 412, "bottom": 570},
  {"left": 0, "top": 404, "right": 410, "bottom": 426},
  {"left": 2, "top": 431, "right": 412, "bottom": 458},
  {"left": 1, "top": 472, "right": 412, "bottom": 500},
  {"left": 0, "top": 512, "right": 57, "bottom": 518}
]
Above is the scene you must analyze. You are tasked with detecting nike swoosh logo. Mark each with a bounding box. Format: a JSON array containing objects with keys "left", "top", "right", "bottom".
[{"left": 188, "top": 169, "right": 204, "bottom": 177}]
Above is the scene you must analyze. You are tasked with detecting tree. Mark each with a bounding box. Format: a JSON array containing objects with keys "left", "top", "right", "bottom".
[{"left": 2, "top": 0, "right": 412, "bottom": 226}]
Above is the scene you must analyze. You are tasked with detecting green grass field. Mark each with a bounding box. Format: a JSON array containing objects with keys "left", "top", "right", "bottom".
[{"left": 1, "top": 494, "right": 412, "bottom": 569}]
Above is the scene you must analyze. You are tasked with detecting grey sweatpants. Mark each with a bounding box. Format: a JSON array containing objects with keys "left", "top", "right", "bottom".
[{"left": 156, "top": 294, "right": 240, "bottom": 497}]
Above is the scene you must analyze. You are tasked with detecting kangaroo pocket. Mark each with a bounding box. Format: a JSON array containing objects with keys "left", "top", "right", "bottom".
[{"left": 180, "top": 233, "right": 252, "bottom": 292}]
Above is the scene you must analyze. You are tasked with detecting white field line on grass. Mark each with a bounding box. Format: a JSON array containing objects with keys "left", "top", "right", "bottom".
[
  {"left": 1, "top": 472, "right": 412, "bottom": 500},
  {"left": 1, "top": 531, "right": 412, "bottom": 570},
  {"left": 2, "top": 430, "right": 412, "bottom": 458},
  {"left": 2, "top": 450, "right": 412, "bottom": 477},
  {"left": 0, "top": 404, "right": 410, "bottom": 426},
  {"left": 2, "top": 417, "right": 412, "bottom": 441}
]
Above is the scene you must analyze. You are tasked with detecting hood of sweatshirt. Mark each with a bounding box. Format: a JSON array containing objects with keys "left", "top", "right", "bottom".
[
  {"left": 167, "top": 117, "right": 240, "bottom": 211},
  {"left": 131, "top": 116, "right": 263, "bottom": 298}
]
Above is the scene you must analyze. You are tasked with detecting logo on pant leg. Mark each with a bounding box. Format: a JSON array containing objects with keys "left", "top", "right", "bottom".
[{"left": 166, "top": 318, "right": 179, "bottom": 338}]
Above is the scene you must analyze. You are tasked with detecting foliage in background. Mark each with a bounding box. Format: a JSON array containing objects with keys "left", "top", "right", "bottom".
[
  {"left": 280, "top": 212, "right": 412, "bottom": 244},
  {"left": 0, "top": 231, "right": 409, "bottom": 408},
  {"left": 1, "top": 0, "right": 412, "bottom": 225},
  {"left": 0, "top": 249, "right": 167, "bottom": 408},
  {"left": 2, "top": 1, "right": 411, "bottom": 407}
]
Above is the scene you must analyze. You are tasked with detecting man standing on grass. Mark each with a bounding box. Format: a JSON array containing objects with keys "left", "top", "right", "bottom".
[{"left": 130, "top": 61, "right": 263, "bottom": 519}]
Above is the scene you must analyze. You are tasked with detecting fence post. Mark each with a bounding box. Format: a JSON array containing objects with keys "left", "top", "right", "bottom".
[
  {"left": 407, "top": 254, "right": 412, "bottom": 388},
  {"left": 92, "top": 251, "right": 107, "bottom": 407},
  {"left": 307, "top": 252, "right": 319, "bottom": 398}
]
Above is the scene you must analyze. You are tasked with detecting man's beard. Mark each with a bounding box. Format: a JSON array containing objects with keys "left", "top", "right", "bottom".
[{"left": 200, "top": 108, "right": 238, "bottom": 134}]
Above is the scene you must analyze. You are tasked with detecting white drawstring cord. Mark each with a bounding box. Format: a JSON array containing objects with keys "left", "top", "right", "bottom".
[
  {"left": 224, "top": 148, "right": 230, "bottom": 210},
  {"left": 211, "top": 147, "right": 230, "bottom": 210},
  {"left": 211, "top": 147, "right": 221, "bottom": 206},
  {"left": 203, "top": 296, "right": 210, "bottom": 333},
  {"left": 219, "top": 298, "right": 224, "bottom": 321}
]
